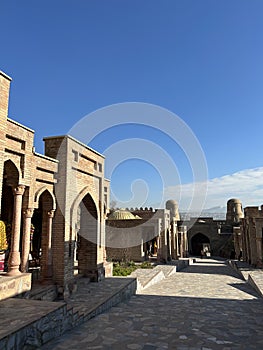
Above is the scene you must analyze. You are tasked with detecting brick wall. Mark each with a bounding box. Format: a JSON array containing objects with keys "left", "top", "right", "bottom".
[
  {"left": 0, "top": 71, "right": 110, "bottom": 296},
  {"left": 44, "top": 135, "right": 108, "bottom": 290},
  {"left": 0, "top": 72, "right": 11, "bottom": 214}
]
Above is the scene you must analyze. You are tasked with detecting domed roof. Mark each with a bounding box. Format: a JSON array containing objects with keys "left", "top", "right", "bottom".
[
  {"left": 227, "top": 198, "right": 242, "bottom": 204},
  {"left": 107, "top": 209, "right": 141, "bottom": 220},
  {"left": 166, "top": 199, "right": 178, "bottom": 207}
]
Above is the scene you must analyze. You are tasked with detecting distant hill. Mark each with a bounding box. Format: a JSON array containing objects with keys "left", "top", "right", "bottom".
[
  {"left": 203, "top": 206, "right": 227, "bottom": 213},
  {"left": 180, "top": 206, "right": 227, "bottom": 220}
]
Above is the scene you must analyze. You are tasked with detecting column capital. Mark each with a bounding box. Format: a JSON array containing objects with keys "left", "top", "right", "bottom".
[
  {"left": 13, "top": 185, "right": 25, "bottom": 196},
  {"left": 23, "top": 208, "right": 34, "bottom": 218},
  {"left": 47, "top": 210, "right": 55, "bottom": 218}
]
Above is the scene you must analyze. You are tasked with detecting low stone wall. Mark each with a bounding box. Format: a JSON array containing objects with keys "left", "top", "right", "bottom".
[
  {"left": 132, "top": 269, "right": 165, "bottom": 292},
  {"left": 173, "top": 259, "right": 190, "bottom": 271},
  {"left": 0, "top": 300, "right": 66, "bottom": 350},
  {"left": 248, "top": 272, "right": 263, "bottom": 298},
  {"left": 104, "top": 261, "right": 113, "bottom": 277},
  {"left": 0, "top": 278, "right": 137, "bottom": 349},
  {"left": 0, "top": 273, "right": 31, "bottom": 300},
  {"left": 228, "top": 260, "right": 263, "bottom": 298},
  {"left": 79, "top": 278, "right": 137, "bottom": 324}
]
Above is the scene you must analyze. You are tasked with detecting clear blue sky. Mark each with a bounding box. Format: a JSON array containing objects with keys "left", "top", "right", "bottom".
[{"left": 1, "top": 0, "right": 263, "bottom": 210}]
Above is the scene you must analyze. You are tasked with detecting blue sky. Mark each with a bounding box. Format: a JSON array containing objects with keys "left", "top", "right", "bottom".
[{"left": 1, "top": 0, "right": 263, "bottom": 211}]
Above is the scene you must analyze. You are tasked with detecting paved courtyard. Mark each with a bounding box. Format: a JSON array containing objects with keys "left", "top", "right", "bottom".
[{"left": 43, "top": 259, "right": 263, "bottom": 350}]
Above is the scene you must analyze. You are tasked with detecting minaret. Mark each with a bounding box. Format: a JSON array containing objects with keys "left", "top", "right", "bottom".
[
  {"left": 226, "top": 198, "right": 244, "bottom": 224},
  {"left": 166, "top": 199, "right": 180, "bottom": 221}
]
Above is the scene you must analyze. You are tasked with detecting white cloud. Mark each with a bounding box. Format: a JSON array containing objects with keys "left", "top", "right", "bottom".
[{"left": 165, "top": 167, "right": 263, "bottom": 211}]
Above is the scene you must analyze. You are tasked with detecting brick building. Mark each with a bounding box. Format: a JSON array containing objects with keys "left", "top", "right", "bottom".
[
  {"left": 184, "top": 199, "right": 244, "bottom": 258},
  {"left": 106, "top": 200, "right": 188, "bottom": 263},
  {"left": 0, "top": 70, "right": 111, "bottom": 299},
  {"left": 240, "top": 206, "right": 263, "bottom": 267},
  {"left": 106, "top": 199, "right": 244, "bottom": 263}
]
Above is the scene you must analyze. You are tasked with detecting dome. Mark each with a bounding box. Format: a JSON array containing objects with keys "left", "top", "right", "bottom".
[
  {"left": 107, "top": 209, "right": 141, "bottom": 220},
  {"left": 227, "top": 198, "right": 242, "bottom": 204},
  {"left": 166, "top": 199, "right": 178, "bottom": 208}
]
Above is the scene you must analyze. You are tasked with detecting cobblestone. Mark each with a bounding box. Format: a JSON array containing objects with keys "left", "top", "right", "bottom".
[{"left": 43, "top": 258, "right": 263, "bottom": 349}]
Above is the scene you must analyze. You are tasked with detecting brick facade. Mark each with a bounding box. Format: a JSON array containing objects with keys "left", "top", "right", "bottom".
[
  {"left": 240, "top": 206, "right": 263, "bottom": 267},
  {"left": 106, "top": 206, "right": 182, "bottom": 263},
  {"left": 0, "top": 70, "right": 110, "bottom": 300}
]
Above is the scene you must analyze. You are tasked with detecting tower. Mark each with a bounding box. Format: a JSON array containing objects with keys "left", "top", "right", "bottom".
[
  {"left": 166, "top": 199, "right": 180, "bottom": 221},
  {"left": 226, "top": 198, "right": 244, "bottom": 224}
]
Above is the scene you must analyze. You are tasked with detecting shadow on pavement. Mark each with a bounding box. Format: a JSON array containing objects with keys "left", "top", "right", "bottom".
[{"left": 43, "top": 292, "right": 263, "bottom": 350}]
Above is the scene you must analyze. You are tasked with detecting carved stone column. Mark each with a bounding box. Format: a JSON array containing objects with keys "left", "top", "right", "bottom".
[
  {"left": 7, "top": 185, "right": 25, "bottom": 276},
  {"left": 184, "top": 230, "right": 189, "bottom": 258},
  {"left": 21, "top": 208, "right": 34, "bottom": 273},
  {"left": 180, "top": 231, "right": 184, "bottom": 257},
  {"left": 256, "top": 237, "right": 263, "bottom": 267},
  {"left": 42, "top": 210, "right": 54, "bottom": 279}
]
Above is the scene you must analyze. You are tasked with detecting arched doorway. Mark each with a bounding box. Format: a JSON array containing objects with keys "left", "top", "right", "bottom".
[
  {"left": 75, "top": 193, "right": 98, "bottom": 279},
  {"left": 1, "top": 160, "right": 19, "bottom": 223},
  {"left": 191, "top": 233, "right": 210, "bottom": 256},
  {"left": 31, "top": 189, "right": 54, "bottom": 280},
  {"left": 1, "top": 160, "right": 19, "bottom": 271}
]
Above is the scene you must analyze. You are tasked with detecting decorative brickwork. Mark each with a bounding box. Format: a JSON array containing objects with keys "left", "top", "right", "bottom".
[{"left": 0, "top": 70, "right": 111, "bottom": 300}]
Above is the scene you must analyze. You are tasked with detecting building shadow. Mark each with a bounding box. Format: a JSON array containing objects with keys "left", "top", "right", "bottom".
[{"left": 43, "top": 291, "right": 263, "bottom": 349}]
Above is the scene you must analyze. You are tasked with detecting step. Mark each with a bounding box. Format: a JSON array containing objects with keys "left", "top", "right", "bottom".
[
  {"left": 131, "top": 267, "right": 167, "bottom": 292},
  {"left": 248, "top": 271, "right": 263, "bottom": 298},
  {"left": 0, "top": 298, "right": 66, "bottom": 349},
  {"left": 0, "top": 277, "right": 137, "bottom": 349},
  {"left": 153, "top": 265, "right": 177, "bottom": 277},
  {"left": 19, "top": 284, "right": 58, "bottom": 301}
]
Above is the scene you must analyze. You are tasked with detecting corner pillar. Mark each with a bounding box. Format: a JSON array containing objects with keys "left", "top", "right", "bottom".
[
  {"left": 256, "top": 237, "right": 263, "bottom": 267},
  {"left": 42, "top": 210, "right": 55, "bottom": 280},
  {"left": 21, "top": 208, "right": 34, "bottom": 272},
  {"left": 7, "top": 185, "right": 25, "bottom": 276}
]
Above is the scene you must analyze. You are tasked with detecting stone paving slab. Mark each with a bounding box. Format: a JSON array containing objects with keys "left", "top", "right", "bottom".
[{"left": 43, "top": 258, "right": 263, "bottom": 350}]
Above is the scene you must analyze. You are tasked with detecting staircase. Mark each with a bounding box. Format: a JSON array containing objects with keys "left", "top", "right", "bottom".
[{"left": 0, "top": 259, "right": 192, "bottom": 349}]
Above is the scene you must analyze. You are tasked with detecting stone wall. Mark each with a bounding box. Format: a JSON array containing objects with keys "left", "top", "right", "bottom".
[
  {"left": 186, "top": 217, "right": 234, "bottom": 257},
  {"left": 0, "top": 273, "right": 31, "bottom": 300}
]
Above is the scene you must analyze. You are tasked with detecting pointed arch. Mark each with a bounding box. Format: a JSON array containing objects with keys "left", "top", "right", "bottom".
[
  {"left": 1, "top": 160, "right": 21, "bottom": 227},
  {"left": 191, "top": 232, "right": 210, "bottom": 256},
  {"left": 34, "top": 187, "right": 56, "bottom": 210},
  {"left": 71, "top": 187, "right": 100, "bottom": 218},
  {"left": 70, "top": 187, "right": 100, "bottom": 236},
  {"left": 70, "top": 187, "right": 100, "bottom": 277},
  {"left": 3, "top": 159, "right": 21, "bottom": 185},
  {"left": 70, "top": 188, "right": 100, "bottom": 244}
]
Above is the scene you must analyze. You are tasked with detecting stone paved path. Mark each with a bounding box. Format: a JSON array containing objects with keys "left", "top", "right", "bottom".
[{"left": 43, "top": 259, "right": 263, "bottom": 350}]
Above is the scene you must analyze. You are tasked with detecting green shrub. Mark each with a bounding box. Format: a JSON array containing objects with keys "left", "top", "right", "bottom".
[
  {"left": 112, "top": 260, "right": 153, "bottom": 276},
  {"left": 113, "top": 262, "right": 137, "bottom": 276},
  {"left": 140, "top": 261, "right": 153, "bottom": 269}
]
